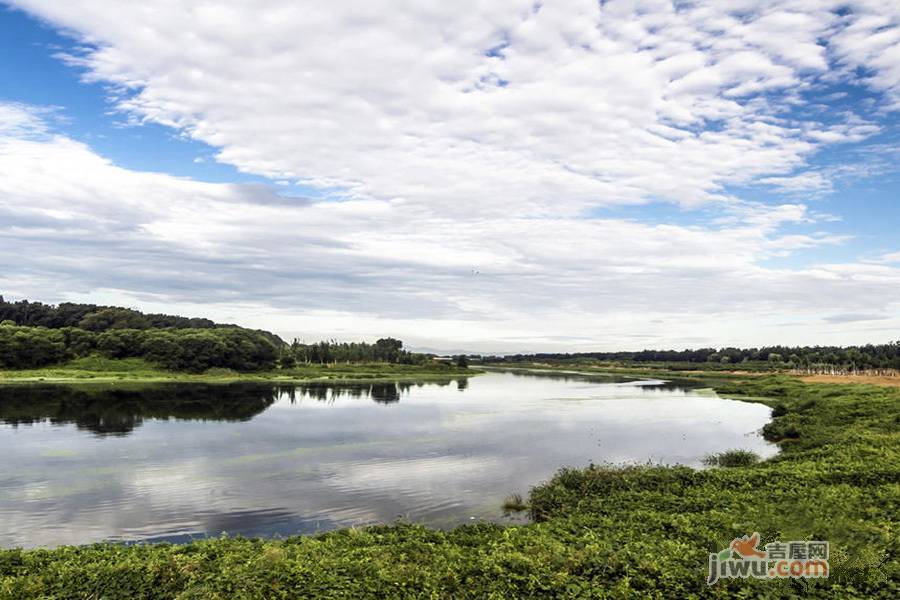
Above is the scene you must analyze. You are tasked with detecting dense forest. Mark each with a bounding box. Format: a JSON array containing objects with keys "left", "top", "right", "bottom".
[
  {"left": 491, "top": 343, "right": 900, "bottom": 371},
  {"left": 0, "top": 297, "right": 223, "bottom": 331},
  {"left": 0, "top": 297, "right": 429, "bottom": 372},
  {"left": 0, "top": 323, "right": 281, "bottom": 372}
]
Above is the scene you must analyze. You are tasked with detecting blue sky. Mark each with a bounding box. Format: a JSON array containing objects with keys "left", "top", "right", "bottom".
[
  {"left": 1, "top": 9, "right": 216, "bottom": 178},
  {"left": 1, "top": 1, "right": 899, "bottom": 352}
]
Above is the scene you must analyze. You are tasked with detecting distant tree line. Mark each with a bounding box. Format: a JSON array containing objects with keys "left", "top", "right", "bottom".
[
  {"left": 282, "top": 337, "right": 429, "bottom": 366},
  {"left": 491, "top": 343, "right": 900, "bottom": 370}
]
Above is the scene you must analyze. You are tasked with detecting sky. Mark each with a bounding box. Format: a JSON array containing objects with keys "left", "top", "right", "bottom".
[{"left": 1, "top": 0, "right": 899, "bottom": 354}]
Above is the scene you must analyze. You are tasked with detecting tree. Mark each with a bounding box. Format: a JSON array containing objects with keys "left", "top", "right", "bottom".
[
  {"left": 456, "top": 354, "right": 469, "bottom": 368},
  {"left": 374, "top": 337, "right": 403, "bottom": 362},
  {"left": 79, "top": 308, "right": 151, "bottom": 332},
  {"left": 0, "top": 325, "right": 67, "bottom": 368}
]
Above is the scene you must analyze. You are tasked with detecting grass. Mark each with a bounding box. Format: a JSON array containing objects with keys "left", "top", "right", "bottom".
[
  {"left": 485, "top": 361, "right": 763, "bottom": 383},
  {"left": 501, "top": 493, "right": 528, "bottom": 513},
  {"left": 702, "top": 448, "right": 761, "bottom": 467},
  {"left": 1, "top": 375, "right": 898, "bottom": 597},
  {"left": 0, "top": 357, "right": 478, "bottom": 385}
]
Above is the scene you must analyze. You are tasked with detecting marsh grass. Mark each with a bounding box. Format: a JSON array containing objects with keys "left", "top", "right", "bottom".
[
  {"left": 702, "top": 448, "right": 760, "bottom": 467},
  {"left": 501, "top": 493, "right": 528, "bottom": 512}
]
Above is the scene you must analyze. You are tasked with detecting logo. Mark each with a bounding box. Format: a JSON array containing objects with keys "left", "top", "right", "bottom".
[{"left": 707, "top": 532, "right": 829, "bottom": 585}]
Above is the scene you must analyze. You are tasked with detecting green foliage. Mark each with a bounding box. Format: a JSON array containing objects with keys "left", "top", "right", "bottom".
[
  {"left": 1, "top": 376, "right": 896, "bottom": 597},
  {"left": 140, "top": 328, "right": 279, "bottom": 372},
  {"left": 0, "top": 323, "right": 278, "bottom": 372},
  {"left": 79, "top": 307, "right": 151, "bottom": 331},
  {"left": 0, "top": 296, "right": 218, "bottom": 330},
  {"left": 0, "top": 296, "right": 285, "bottom": 372},
  {"left": 702, "top": 449, "right": 760, "bottom": 467},
  {"left": 0, "top": 358, "right": 472, "bottom": 384},
  {"left": 502, "top": 493, "right": 528, "bottom": 512},
  {"left": 0, "top": 323, "right": 66, "bottom": 368},
  {"left": 492, "top": 341, "right": 900, "bottom": 371},
  {"left": 287, "top": 337, "right": 426, "bottom": 365}
]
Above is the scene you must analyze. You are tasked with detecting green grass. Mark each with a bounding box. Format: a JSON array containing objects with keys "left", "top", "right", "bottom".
[
  {"left": 485, "top": 361, "right": 765, "bottom": 383},
  {"left": 0, "top": 357, "right": 477, "bottom": 385},
  {"left": 701, "top": 448, "right": 761, "bottom": 467},
  {"left": 501, "top": 493, "right": 528, "bottom": 513},
  {"left": 1, "top": 375, "right": 898, "bottom": 598}
]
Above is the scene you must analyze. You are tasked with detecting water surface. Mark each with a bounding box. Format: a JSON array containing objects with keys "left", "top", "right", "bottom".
[{"left": 0, "top": 370, "right": 775, "bottom": 548}]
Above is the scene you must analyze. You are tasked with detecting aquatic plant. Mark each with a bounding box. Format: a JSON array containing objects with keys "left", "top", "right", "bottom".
[
  {"left": 501, "top": 493, "right": 527, "bottom": 512},
  {"left": 702, "top": 449, "right": 760, "bottom": 467}
]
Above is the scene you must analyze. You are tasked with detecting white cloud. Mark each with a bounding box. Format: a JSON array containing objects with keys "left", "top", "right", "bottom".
[
  {"left": 9, "top": 0, "right": 898, "bottom": 213},
  {"left": 2, "top": 105, "right": 900, "bottom": 351},
  {"left": 829, "top": 3, "right": 900, "bottom": 109},
  {"left": 758, "top": 172, "right": 833, "bottom": 195},
  {"left": 0, "top": 102, "right": 50, "bottom": 137},
  {"left": 875, "top": 251, "right": 900, "bottom": 264},
  {"left": 2, "top": 1, "right": 900, "bottom": 350}
]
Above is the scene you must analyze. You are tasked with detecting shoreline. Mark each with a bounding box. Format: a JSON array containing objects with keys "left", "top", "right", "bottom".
[{"left": 0, "top": 363, "right": 481, "bottom": 386}]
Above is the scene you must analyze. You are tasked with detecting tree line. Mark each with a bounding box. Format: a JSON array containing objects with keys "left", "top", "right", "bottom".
[
  {"left": 282, "top": 337, "right": 429, "bottom": 366},
  {"left": 0, "top": 296, "right": 221, "bottom": 331},
  {"left": 0, "top": 323, "right": 280, "bottom": 371},
  {"left": 0, "top": 297, "right": 436, "bottom": 372},
  {"left": 491, "top": 342, "right": 900, "bottom": 370}
]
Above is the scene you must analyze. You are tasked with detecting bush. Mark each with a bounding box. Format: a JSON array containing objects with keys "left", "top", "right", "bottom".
[{"left": 0, "top": 324, "right": 67, "bottom": 368}]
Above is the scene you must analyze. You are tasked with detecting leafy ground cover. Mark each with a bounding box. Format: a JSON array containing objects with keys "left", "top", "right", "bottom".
[{"left": 1, "top": 375, "right": 897, "bottom": 598}]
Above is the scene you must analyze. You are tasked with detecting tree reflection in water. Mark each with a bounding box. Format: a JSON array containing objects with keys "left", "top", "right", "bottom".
[{"left": 0, "top": 378, "right": 463, "bottom": 436}]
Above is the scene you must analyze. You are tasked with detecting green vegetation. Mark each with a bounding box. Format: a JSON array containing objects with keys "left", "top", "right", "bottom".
[
  {"left": 0, "top": 322, "right": 279, "bottom": 372},
  {"left": 488, "top": 341, "right": 900, "bottom": 373},
  {"left": 702, "top": 448, "right": 760, "bottom": 467},
  {"left": 283, "top": 338, "right": 429, "bottom": 366},
  {"left": 0, "top": 297, "right": 462, "bottom": 376},
  {"left": 1, "top": 374, "right": 896, "bottom": 597},
  {"left": 501, "top": 492, "right": 528, "bottom": 513},
  {"left": 0, "top": 296, "right": 223, "bottom": 330},
  {"left": 0, "top": 356, "right": 473, "bottom": 385}
]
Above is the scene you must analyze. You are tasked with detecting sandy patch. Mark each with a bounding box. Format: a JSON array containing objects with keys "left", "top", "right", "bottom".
[{"left": 798, "top": 374, "right": 900, "bottom": 387}]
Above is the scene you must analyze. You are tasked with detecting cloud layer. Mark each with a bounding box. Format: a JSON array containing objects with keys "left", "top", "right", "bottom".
[
  {"left": 12, "top": 0, "right": 898, "bottom": 206},
  {"left": 2, "top": 1, "right": 900, "bottom": 350}
]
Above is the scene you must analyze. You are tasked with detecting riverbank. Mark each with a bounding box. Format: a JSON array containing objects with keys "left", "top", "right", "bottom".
[
  {"left": 483, "top": 361, "right": 763, "bottom": 382},
  {"left": 0, "top": 357, "right": 477, "bottom": 385},
  {"left": 1, "top": 374, "right": 896, "bottom": 597}
]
